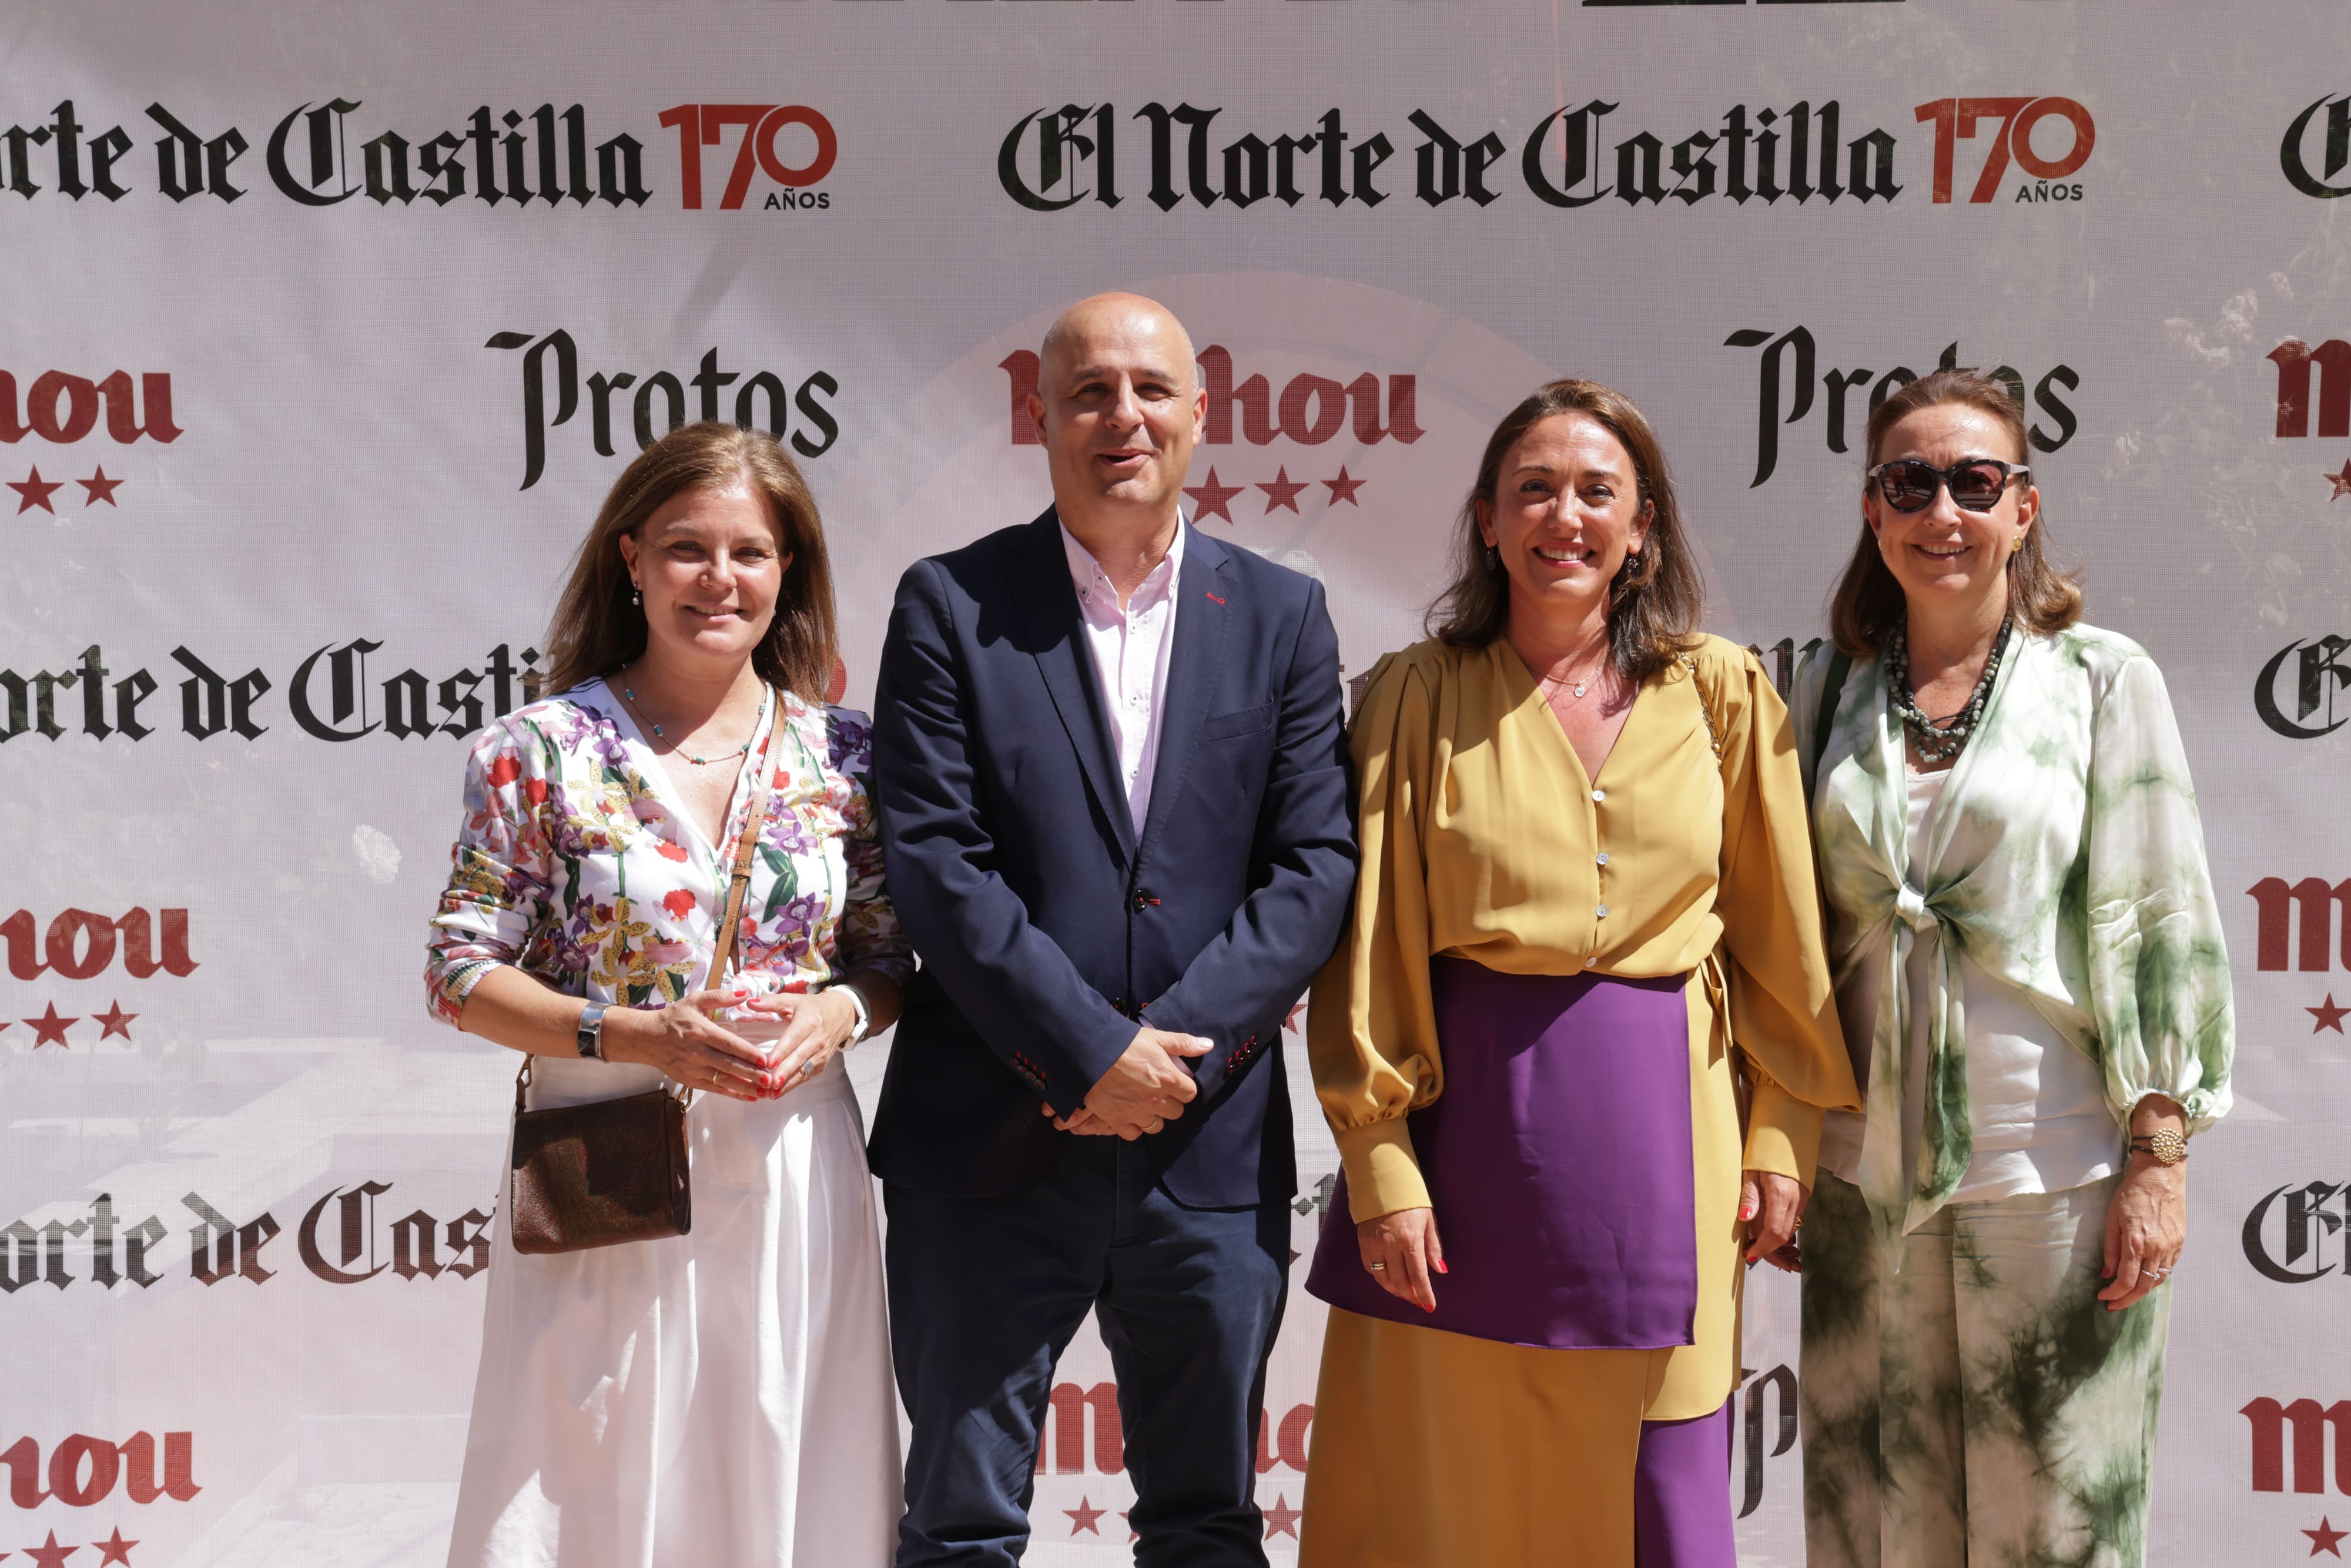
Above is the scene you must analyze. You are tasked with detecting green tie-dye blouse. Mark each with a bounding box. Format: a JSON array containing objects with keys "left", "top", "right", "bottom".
[{"left": 1791, "top": 624, "right": 2233, "bottom": 1242}]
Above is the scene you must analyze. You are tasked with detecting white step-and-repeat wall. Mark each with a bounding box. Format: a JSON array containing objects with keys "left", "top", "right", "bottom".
[{"left": 4, "top": 2, "right": 2347, "bottom": 1563}]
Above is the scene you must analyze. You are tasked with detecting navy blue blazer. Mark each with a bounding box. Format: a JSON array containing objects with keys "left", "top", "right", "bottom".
[{"left": 868, "top": 508, "right": 1357, "bottom": 1207}]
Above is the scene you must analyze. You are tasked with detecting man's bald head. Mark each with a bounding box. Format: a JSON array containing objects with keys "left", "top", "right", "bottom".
[
  {"left": 1026, "top": 292, "right": 1207, "bottom": 537},
  {"left": 1038, "top": 293, "right": 1197, "bottom": 393}
]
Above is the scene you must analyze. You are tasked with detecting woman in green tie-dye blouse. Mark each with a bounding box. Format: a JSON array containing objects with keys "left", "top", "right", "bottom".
[{"left": 1789, "top": 370, "right": 2233, "bottom": 1568}]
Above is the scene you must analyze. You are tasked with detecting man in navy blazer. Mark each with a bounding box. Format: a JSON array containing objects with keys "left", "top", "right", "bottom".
[{"left": 870, "top": 293, "right": 1356, "bottom": 1566}]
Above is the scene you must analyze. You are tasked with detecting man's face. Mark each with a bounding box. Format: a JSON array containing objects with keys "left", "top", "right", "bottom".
[{"left": 1028, "top": 303, "right": 1206, "bottom": 518}]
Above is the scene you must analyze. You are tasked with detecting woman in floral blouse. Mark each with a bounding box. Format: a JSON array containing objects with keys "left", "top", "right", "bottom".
[
  {"left": 1794, "top": 371, "right": 2233, "bottom": 1568},
  {"left": 426, "top": 421, "right": 913, "bottom": 1568}
]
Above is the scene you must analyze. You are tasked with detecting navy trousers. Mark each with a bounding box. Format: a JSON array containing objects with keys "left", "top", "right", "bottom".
[{"left": 886, "top": 1138, "right": 1289, "bottom": 1567}]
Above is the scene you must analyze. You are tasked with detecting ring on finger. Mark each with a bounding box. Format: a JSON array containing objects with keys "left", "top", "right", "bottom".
[{"left": 1368, "top": 1261, "right": 1387, "bottom": 1272}]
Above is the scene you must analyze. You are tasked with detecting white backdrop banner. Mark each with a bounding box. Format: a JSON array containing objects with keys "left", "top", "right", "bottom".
[{"left": 4, "top": 3, "right": 2347, "bottom": 1563}]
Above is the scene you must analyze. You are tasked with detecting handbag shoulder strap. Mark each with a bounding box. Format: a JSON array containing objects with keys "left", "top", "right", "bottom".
[
  {"left": 1808, "top": 648, "right": 1854, "bottom": 792},
  {"left": 704, "top": 686, "right": 782, "bottom": 990}
]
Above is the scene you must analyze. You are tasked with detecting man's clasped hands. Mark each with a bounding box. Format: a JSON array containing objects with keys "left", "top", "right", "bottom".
[{"left": 1041, "top": 1027, "right": 1214, "bottom": 1140}]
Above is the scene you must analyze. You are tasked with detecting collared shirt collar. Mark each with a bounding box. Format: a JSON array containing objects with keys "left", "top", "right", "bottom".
[{"left": 1060, "top": 516, "right": 1187, "bottom": 613}]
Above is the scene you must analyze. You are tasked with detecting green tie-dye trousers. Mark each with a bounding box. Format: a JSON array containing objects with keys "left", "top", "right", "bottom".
[{"left": 1799, "top": 1171, "right": 2171, "bottom": 1568}]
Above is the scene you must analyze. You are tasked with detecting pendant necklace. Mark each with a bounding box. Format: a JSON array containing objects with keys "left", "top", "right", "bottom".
[
  {"left": 617, "top": 668, "right": 769, "bottom": 766},
  {"left": 1540, "top": 648, "right": 1610, "bottom": 703}
]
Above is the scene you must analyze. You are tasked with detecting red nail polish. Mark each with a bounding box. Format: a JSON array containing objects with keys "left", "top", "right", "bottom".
[{"left": 1436, "top": 1261, "right": 1449, "bottom": 1275}]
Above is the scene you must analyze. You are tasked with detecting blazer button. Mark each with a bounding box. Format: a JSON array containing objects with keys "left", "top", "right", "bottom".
[{"left": 1132, "top": 890, "right": 1151, "bottom": 913}]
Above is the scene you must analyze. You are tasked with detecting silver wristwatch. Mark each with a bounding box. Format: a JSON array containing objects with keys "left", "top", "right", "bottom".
[
  {"left": 834, "top": 982, "right": 872, "bottom": 1047},
  {"left": 576, "top": 1000, "right": 610, "bottom": 1061}
]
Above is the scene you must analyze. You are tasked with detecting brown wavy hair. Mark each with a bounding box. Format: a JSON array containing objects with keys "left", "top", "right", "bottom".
[
  {"left": 1828, "top": 368, "right": 2082, "bottom": 656},
  {"left": 540, "top": 421, "right": 839, "bottom": 700},
  {"left": 1426, "top": 378, "right": 1702, "bottom": 682}
]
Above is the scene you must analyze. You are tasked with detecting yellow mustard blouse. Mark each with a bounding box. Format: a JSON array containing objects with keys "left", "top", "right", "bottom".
[{"left": 1310, "top": 634, "right": 1861, "bottom": 1225}]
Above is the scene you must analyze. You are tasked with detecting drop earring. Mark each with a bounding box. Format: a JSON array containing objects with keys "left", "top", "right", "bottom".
[
  {"left": 632, "top": 584, "right": 643, "bottom": 606},
  {"left": 1486, "top": 545, "right": 1500, "bottom": 569}
]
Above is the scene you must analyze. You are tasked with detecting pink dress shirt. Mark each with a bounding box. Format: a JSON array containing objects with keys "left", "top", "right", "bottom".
[{"left": 1060, "top": 519, "right": 1185, "bottom": 831}]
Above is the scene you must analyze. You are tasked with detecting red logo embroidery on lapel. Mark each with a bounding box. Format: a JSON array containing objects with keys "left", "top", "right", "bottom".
[{"left": 1205, "top": 591, "right": 1225, "bottom": 605}]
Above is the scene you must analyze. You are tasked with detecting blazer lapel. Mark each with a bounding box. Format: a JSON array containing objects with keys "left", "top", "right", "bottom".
[
  {"left": 1137, "top": 524, "right": 1234, "bottom": 859},
  {"left": 1007, "top": 507, "right": 1136, "bottom": 863}
]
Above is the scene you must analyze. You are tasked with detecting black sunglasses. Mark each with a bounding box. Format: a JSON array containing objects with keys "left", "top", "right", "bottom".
[{"left": 1866, "top": 457, "right": 2031, "bottom": 514}]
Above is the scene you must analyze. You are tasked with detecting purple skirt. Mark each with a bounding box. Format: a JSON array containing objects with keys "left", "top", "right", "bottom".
[{"left": 1306, "top": 958, "right": 1699, "bottom": 1350}]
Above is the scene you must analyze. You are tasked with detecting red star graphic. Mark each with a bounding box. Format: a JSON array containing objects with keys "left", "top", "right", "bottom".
[
  {"left": 1323, "top": 465, "right": 1365, "bottom": 506},
  {"left": 2312, "top": 995, "right": 2350, "bottom": 1034},
  {"left": 78, "top": 468, "right": 123, "bottom": 507},
  {"left": 25, "top": 1003, "right": 76, "bottom": 1048},
  {"left": 1064, "top": 1496, "right": 1105, "bottom": 1536},
  {"left": 24, "top": 1530, "right": 78, "bottom": 1568},
  {"left": 2329, "top": 462, "right": 2351, "bottom": 502},
  {"left": 1257, "top": 467, "right": 1308, "bottom": 514},
  {"left": 1184, "top": 467, "right": 1243, "bottom": 525},
  {"left": 1283, "top": 1000, "right": 1307, "bottom": 1034},
  {"left": 1262, "top": 1492, "right": 1302, "bottom": 1540},
  {"left": 93, "top": 1527, "right": 138, "bottom": 1566},
  {"left": 2309, "top": 1516, "right": 2348, "bottom": 1557},
  {"left": 93, "top": 1002, "right": 136, "bottom": 1041},
  {"left": 9, "top": 466, "right": 63, "bottom": 515}
]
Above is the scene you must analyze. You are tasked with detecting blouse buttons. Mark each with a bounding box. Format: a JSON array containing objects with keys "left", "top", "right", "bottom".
[
  {"left": 1595, "top": 852, "right": 1609, "bottom": 867},
  {"left": 1596, "top": 904, "right": 1609, "bottom": 919},
  {"left": 1591, "top": 788, "right": 1606, "bottom": 803},
  {"left": 1585, "top": 956, "right": 1598, "bottom": 969}
]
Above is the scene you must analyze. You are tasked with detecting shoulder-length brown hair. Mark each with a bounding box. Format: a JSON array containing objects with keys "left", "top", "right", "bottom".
[
  {"left": 540, "top": 421, "right": 839, "bottom": 701},
  {"left": 1426, "top": 378, "right": 1703, "bottom": 683},
  {"left": 1828, "top": 368, "right": 2082, "bottom": 656}
]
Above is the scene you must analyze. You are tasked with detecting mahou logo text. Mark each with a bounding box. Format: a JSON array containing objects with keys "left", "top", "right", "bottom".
[
  {"left": 2243, "top": 1395, "right": 2351, "bottom": 1495},
  {"left": 997, "top": 346, "right": 1420, "bottom": 450},
  {"left": 2248, "top": 876, "right": 2351, "bottom": 970}
]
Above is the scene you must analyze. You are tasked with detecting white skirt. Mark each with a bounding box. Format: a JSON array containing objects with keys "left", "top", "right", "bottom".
[{"left": 446, "top": 1051, "right": 901, "bottom": 1567}]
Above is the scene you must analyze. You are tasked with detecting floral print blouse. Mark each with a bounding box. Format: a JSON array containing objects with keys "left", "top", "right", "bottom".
[
  {"left": 1792, "top": 625, "right": 2233, "bottom": 1244},
  {"left": 426, "top": 678, "right": 913, "bottom": 1025}
]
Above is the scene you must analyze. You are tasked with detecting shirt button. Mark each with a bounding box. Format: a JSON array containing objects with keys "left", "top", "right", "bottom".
[
  {"left": 1596, "top": 904, "right": 1609, "bottom": 919},
  {"left": 1595, "top": 852, "right": 1609, "bottom": 866},
  {"left": 1592, "top": 789, "right": 1606, "bottom": 803}
]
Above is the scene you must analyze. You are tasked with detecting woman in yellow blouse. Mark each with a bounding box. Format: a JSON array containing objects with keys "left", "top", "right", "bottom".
[{"left": 1299, "top": 379, "right": 1860, "bottom": 1567}]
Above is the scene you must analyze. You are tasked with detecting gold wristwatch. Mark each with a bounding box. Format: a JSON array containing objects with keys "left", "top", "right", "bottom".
[{"left": 2128, "top": 1127, "right": 2188, "bottom": 1165}]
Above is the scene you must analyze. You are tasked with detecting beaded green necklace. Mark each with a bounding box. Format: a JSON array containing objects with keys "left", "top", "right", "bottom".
[{"left": 1886, "top": 613, "right": 2013, "bottom": 765}]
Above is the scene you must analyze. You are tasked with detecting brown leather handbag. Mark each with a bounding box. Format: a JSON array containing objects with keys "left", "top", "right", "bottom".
[{"left": 507, "top": 713, "right": 778, "bottom": 1255}]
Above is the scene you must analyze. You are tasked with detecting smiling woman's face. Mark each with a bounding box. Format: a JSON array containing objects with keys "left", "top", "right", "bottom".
[
  {"left": 1864, "top": 401, "right": 2039, "bottom": 621},
  {"left": 617, "top": 479, "right": 792, "bottom": 674},
  {"left": 1475, "top": 413, "right": 1652, "bottom": 634}
]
